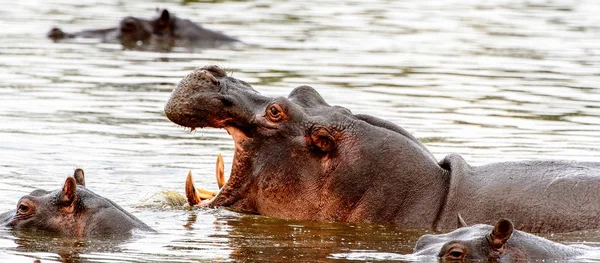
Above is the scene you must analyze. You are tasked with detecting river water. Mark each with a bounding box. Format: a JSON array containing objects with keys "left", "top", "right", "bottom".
[{"left": 2, "top": 0, "right": 600, "bottom": 262}]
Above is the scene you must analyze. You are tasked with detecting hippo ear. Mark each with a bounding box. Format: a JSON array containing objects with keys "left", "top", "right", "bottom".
[
  {"left": 457, "top": 213, "right": 468, "bottom": 228},
  {"left": 489, "top": 219, "right": 514, "bottom": 250},
  {"left": 159, "top": 9, "right": 170, "bottom": 22},
  {"left": 73, "top": 168, "right": 85, "bottom": 187},
  {"left": 311, "top": 127, "right": 336, "bottom": 152},
  {"left": 59, "top": 177, "right": 77, "bottom": 207}
]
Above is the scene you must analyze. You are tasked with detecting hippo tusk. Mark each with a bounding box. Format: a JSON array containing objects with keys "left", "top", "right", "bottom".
[
  {"left": 195, "top": 186, "right": 217, "bottom": 197},
  {"left": 185, "top": 171, "right": 201, "bottom": 206},
  {"left": 185, "top": 171, "right": 217, "bottom": 206},
  {"left": 216, "top": 154, "right": 225, "bottom": 189},
  {"left": 185, "top": 155, "right": 227, "bottom": 206},
  {"left": 196, "top": 192, "right": 215, "bottom": 200},
  {"left": 457, "top": 213, "right": 468, "bottom": 228}
]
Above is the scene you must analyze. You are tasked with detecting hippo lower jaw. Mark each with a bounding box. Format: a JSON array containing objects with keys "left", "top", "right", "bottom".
[
  {"left": 201, "top": 126, "right": 254, "bottom": 211},
  {"left": 184, "top": 125, "right": 255, "bottom": 212}
]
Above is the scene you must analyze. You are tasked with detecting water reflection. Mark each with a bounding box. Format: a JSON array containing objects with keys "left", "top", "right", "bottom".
[
  {"left": 4, "top": 228, "right": 127, "bottom": 263},
  {"left": 177, "top": 210, "right": 426, "bottom": 262}
]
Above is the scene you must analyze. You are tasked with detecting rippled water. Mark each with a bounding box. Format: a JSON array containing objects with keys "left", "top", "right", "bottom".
[{"left": 2, "top": 0, "right": 600, "bottom": 262}]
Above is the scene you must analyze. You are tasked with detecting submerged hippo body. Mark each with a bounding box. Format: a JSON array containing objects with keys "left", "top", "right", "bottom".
[
  {"left": 48, "top": 9, "right": 238, "bottom": 50},
  {"left": 414, "top": 219, "right": 593, "bottom": 261},
  {"left": 0, "top": 169, "right": 154, "bottom": 237},
  {"left": 165, "top": 65, "right": 600, "bottom": 233}
]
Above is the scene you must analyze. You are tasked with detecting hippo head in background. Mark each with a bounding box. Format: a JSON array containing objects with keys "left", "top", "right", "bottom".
[
  {"left": 165, "top": 65, "right": 449, "bottom": 226},
  {"left": 413, "top": 219, "right": 587, "bottom": 261},
  {"left": 117, "top": 16, "right": 153, "bottom": 49},
  {"left": 0, "top": 169, "right": 154, "bottom": 237}
]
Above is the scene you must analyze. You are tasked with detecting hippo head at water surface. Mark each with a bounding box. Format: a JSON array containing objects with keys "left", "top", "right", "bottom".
[
  {"left": 164, "top": 65, "right": 449, "bottom": 227},
  {"left": 117, "top": 16, "right": 153, "bottom": 48},
  {"left": 413, "top": 219, "right": 589, "bottom": 261},
  {"left": 0, "top": 169, "right": 154, "bottom": 237},
  {"left": 47, "top": 9, "right": 238, "bottom": 51}
]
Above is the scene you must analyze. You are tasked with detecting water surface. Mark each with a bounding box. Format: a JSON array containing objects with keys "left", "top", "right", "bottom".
[{"left": 2, "top": 0, "right": 600, "bottom": 262}]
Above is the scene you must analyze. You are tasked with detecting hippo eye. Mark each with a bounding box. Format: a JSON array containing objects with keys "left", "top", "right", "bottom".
[
  {"left": 266, "top": 104, "right": 284, "bottom": 122},
  {"left": 18, "top": 204, "right": 30, "bottom": 214},
  {"left": 449, "top": 251, "right": 463, "bottom": 258},
  {"left": 445, "top": 248, "right": 466, "bottom": 260}
]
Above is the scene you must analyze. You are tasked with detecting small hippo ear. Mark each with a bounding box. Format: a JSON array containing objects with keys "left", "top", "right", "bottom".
[
  {"left": 73, "top": 168, "right": 85, "bottom": 187},
  {"left": 160, "top": 9, "right": 170, "bottom": 22},
  {"left": 489, "top": 219, "right": 514, "bottom": 250},
  {"left": 457, "top": 213, "right": 468, "bottom": 228},
  {"left": 310, "top": 127, "right": 336, "bottom": 152},
  {"left": 59, "top": 177, "right": 77, "bottom": 207}
]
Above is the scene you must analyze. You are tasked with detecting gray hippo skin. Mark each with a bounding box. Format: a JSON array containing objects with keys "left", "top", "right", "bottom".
[
  {"left": 164, "top": 65, "right": 600, "bottom": 233},
  {"left": 413, "top": 219, "right": 592, "bottom": 261},
  {"left": 0, "top": 169, "right": 154, "bottom": 237}
]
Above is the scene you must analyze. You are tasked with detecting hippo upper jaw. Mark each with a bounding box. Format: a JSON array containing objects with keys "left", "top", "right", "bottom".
[{"left": 165, "top": 65, "right": 270, "bottom": 132}]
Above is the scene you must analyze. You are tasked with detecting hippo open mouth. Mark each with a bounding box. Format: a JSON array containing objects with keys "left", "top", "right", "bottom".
[{"left": 164, "top": 65, "right": 445, "bottom": 223}]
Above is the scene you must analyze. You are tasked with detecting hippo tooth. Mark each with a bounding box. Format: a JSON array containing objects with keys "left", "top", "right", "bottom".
[
  {"left": 185, "top": 170, "right": 218, "bottom": 207},
  {"left": 216, "top": 154, "right": 225, "bottom": 189},
  {"left": 185, "top": 171, "right": 201, "bottom": 206}
]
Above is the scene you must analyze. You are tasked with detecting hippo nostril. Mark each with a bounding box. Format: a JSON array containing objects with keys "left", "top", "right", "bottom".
[
  {"left": 200, "top": 65, "right": 227, "bottom": 78},
  {"left": 198, "top": 70, "right": 219, "bottom": 85}
]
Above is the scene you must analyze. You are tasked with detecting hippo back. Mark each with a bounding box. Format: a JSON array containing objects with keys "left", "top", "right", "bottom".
[{"left": 437, "top": 154, "right": 600, "bottom": 233}]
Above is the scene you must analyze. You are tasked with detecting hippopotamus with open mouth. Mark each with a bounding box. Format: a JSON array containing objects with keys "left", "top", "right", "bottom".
[
  {"left": 413, "top": 218, "right": 595, "bottom": 261},
  {"left": 0, "top": 169, "right": 154, "bottom": 237},
  {"left": 164, "top": 65, "right": 600, "bottom": 233}
]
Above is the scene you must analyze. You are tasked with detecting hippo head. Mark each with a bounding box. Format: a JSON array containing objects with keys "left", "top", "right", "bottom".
[
  {"left": 0, "top": 169, "right": 153, "bottom": 237},
  {"left": 165, "top": 66, "right": 445, "bottom": 223},
  {"left": 118, "top": 16, "right": 152, "bottom": 48},
  {"left": 414, "top": 219, "right": 517, "bottom": 261}
]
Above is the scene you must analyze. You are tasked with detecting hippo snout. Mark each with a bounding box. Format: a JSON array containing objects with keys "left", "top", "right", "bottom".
[
  {"left": 165, "top": 65, "right": 271, "bottom": 131},
  {"left": 47, "top": 27, "right": 66, "bottom": 40},
  {"left": 164, "top": 66, "right": 227, "bottom": 129}
]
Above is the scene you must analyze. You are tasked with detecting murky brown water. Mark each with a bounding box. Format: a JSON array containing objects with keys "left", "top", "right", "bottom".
[{"left": 2, "top": 0, "right": 600, "bottom": 262}]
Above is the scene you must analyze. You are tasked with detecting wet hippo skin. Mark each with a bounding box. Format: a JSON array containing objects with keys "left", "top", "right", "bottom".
[
  {"left": 0, "top": 169, "right": 154, "bottom": 237},
  {"left": 165, "top": 65, "right": 600, "bottom": 233},
  {"left": 413, "top": 219, "right": 593, "bottom": 261}
]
